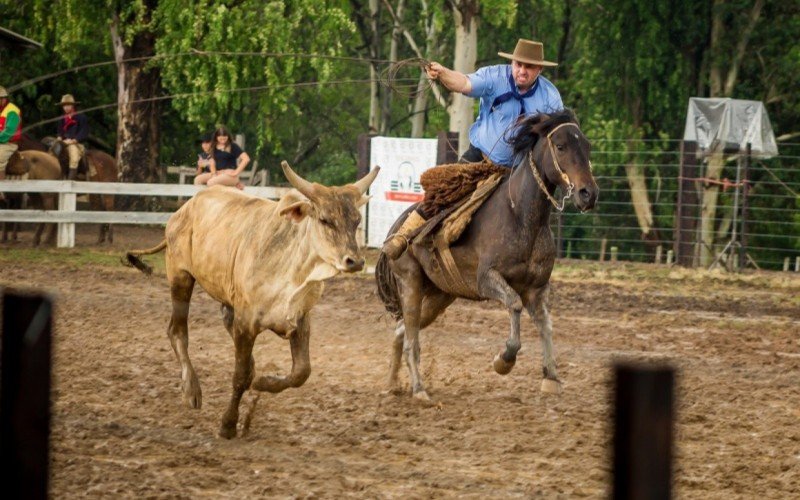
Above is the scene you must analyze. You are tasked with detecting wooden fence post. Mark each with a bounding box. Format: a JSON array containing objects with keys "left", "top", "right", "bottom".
[
  {"left": 1, "top": 290, "right": 53, "bottom": 500},
  {"left": 675, "top": 141, "right": 699, "bottom": 267},
  {"left": 57, "top": 186, "right": 76, "bottom": 248},
  {"left": 613, "top": 363, "right": 675, "bottom": 500},
  {"left": 599, "top": 238, "right": 608, "bottom": 262},
  {"left": 436, "top": 131, "right": 459, "bottom": 165}
]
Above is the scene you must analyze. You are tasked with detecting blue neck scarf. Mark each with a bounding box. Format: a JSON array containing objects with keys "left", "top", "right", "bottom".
[{"left": 490, "top": 73, "right": 539, "bottom": 115}]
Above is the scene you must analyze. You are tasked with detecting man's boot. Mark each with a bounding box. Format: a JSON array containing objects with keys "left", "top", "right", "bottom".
[{"left": 382, "top": 210, "right": 426, "bottom": 260}]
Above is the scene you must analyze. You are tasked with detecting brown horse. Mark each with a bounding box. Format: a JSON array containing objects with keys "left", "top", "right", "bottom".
[
  {"left": 43, "top": 137, "right": 118, "bottom": 243},
  {"left": 2, "top": 150, "right": 62, "bottom": 246},
  {"left": 375, "top": 110, "right": 599, "bottom": 401}
]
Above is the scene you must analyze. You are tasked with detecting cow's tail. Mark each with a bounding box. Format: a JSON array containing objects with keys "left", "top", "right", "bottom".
[
  {"left": 375, "top": 251, "right": 403, "bottom": 320},
  {"left": 124, "top": 240, "right": 167, "bottom": 276}
]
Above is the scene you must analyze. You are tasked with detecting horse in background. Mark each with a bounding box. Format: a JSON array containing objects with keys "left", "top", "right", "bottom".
[
  {"left": 1, "top": 150, "right": 62, "bottom": 246},
  {"left": 42, "top": 136, "right": 118, "bottom": 243},
  {"left": 375, "top": 110, "right": 598, "bottom": 401}
]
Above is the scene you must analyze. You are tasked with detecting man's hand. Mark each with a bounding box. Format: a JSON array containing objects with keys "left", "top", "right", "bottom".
[
  {"left": 424, "top": 61, "right": 471, "bottom": 94},
  {"left": 425, "top": 62, "right": 444, "bottom": 80}
]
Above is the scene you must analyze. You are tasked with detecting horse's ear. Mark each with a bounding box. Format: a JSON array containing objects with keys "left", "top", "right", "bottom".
[{"left": 530, "top": 114, "right": 552, "bottom": 136}]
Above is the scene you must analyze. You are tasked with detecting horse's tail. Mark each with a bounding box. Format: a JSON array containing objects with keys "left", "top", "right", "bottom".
[
  {"left": 124, "top": 240, "right": 167, "bottom": 276},
  {"left": 375, "top": 251, "right": 403, "bottom": 320}
]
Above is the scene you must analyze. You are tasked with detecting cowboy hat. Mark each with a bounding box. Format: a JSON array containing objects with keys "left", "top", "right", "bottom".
[
  {"left": 57, "top": 94, "right": 80, "bottom": 106},
  {"left": 0, "top": 86, "right": 8, "bottom": 98},
  {"left": 498, "top": 39, "right": 558, "bottom": 67}
]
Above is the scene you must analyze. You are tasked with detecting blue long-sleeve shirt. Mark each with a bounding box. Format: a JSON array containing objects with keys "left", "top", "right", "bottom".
[{"left": 466, "top": 65, "right": 563, "bottom": 166}]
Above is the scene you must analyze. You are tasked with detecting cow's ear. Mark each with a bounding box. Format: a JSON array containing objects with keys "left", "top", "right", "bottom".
[
  {"left": 356, "top": 194, "right": 371, "bottom": 208},
  {"left": 279, "top": 200, "right": 312, "bottom": 223}
]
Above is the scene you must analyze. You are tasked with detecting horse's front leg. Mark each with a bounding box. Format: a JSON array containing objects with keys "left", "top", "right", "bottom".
[
  {"left": 524, "top": 284, "right": 561, "bottom": 394},
  {"left": 477, "top": 268, "right": 523, "bottom": 375}
]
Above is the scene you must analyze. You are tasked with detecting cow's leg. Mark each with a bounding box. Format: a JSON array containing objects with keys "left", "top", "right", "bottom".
[
  {"left": 219, "top": 326, "right": 256, "bottom": 439},
  {"left": 251, "top": 315, "right": 311, "bottom": 393},
  {"left": 167, "top": 271, "right": 202, "bottom": 409},
  {"left": 524, "top": 284, "right": 561, "bottom": 394},
  {"left": 387, "top": 291, "right": 455, "bottom": 394},
  {"left": 477, "top": 268, "right": 523, "bottom": 376},
  {"left": 221, "top": 304, "right": 256, "bottom": 381}
]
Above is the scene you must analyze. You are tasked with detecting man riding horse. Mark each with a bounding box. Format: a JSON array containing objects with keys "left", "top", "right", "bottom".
[
  {"left": 56, "top": 94, "right": 89, "bottom": 180},
  {"left": 0, "top": 86, "right": 22, "bottom": 195},
  {"left": 382, "top": 39, "right": 564, "bottom": 259}
]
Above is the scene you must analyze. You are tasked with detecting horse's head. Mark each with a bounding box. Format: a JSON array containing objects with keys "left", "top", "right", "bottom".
[{"left": 513, "top": 110, "right": 599, "bottom": 212}]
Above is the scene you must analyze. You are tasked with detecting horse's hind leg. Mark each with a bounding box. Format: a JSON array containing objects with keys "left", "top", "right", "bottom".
[
  {"left": 477, "top": 268, "right": 523, "bottom": 376},
  {"left": 387, "top": 291, "right": 454, "bottom": 394},
  {"left": 524, "top": 284, "right": 561, "bottom": 394},
  {"left": 167, "top": 270, "right": 203, "bottom": 408},
  {"left": 394, "top": 262, "right": 431, "bottom": 401}
]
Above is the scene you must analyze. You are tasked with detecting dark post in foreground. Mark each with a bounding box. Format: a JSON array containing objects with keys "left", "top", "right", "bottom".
[
  {"left": 1, "top": 290, "right": 53, "bottom": 500},
  {"left": 613, "top": 363, "right": 675, "bottom": 500}
]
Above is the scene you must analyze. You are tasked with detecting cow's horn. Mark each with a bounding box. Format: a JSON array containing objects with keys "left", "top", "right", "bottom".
[
  {"left": 353, "top": 166, "right": 381, "bottom": 195},
  {"left": 281, "top": 161, "right": 316, "bottom": 200}
]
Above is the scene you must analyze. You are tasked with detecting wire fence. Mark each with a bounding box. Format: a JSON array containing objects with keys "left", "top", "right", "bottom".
[{"left": 554, "top": 140, "right": 800, "bottom": 271}]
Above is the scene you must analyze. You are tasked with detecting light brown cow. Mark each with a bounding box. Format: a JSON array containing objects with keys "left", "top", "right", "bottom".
[{"left": 126, "top": 161, "right": 379, "bottom": 438}]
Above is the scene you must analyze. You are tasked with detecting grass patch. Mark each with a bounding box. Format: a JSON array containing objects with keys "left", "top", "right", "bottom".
[{"left": 0, "top": 246, "right": 166, "bottom": 274}]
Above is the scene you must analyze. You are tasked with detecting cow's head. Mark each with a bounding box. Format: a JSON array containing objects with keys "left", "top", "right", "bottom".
[{"left": 279, "top": 161, "right": 379, "bottom": 273}]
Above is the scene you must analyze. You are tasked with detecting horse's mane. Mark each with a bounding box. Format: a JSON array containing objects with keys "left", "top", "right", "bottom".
[{"left": 510, "top": 108, "right": 579, "bottom": 158}]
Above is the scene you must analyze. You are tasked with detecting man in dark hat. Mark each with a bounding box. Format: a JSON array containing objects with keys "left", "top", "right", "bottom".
[
  {"left": 0, "top": 86, "right": 22, "bottom": 186},
  {"left": 56, "top": 94, "right": 89, "bottom": 180},
  {"left": 382, "top": 39, "right": 564, "bottom": 260},
  {"left": 426, "top": 38, "right": 563, "bottom": 167}
]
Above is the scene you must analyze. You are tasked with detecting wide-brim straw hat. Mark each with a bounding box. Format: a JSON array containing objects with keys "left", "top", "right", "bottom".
[
  {"left": 57, "top": 94, "right": 79, "bottom": 106},
  {"left": 0, "top": 86, "right": 8, "bottom": 98},
  {"left": 498, "top": 39, "right": 558, "bottom": 67}
]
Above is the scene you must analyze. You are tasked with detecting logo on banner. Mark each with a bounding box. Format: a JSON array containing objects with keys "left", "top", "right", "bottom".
[{"left": 385, "top": 161, "right": 424, "bottom": 202}]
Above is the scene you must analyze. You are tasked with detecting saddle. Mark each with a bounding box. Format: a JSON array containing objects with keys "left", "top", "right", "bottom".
[{"left": 409, "top": 162, "right": 508, "bottom": 297}]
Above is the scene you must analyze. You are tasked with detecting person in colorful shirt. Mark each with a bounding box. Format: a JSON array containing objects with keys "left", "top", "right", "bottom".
[
  {"left": 56, "top": 94, "right": 89, "bottom": 180},
  {"left": 382, "top": 39, "right": 563, "bottom": 260},
  {"left": 0, "top": 86, "right": 22, "bottom": 186}
]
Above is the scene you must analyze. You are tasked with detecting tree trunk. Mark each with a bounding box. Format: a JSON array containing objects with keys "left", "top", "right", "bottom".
[
  {"left": 368, "top": 0, "right": 381, "bottom": 134},
  {"left": 111, "top": 14, "right": 160, "bottom": 188},
  {"left": 699, "top": 0, "right": 763, "bottom": 265},
  {"left": 449, "top": 0, "right": 478, "bottom": 155},
  {"left": 381, "top": 0, "right": 405, "bottom": 134}
]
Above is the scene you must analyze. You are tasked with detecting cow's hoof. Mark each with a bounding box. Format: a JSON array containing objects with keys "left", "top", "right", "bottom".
[
  {"left": 540, "top": 378, "right": 562, "bottom": 394},
  {"left": 218, "top": 422, "right": 237, "bottom": 439},
  {"left": 493, "top": 354, "right": 515, "bottom": 375},
  {"left": 182, "top": 374, "right": 202, "bottom": 409}
]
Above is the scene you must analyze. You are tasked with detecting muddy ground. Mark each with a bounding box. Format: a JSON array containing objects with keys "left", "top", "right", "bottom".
[{"left": 1, "top": 225, "right": 799, "bottom": 498}]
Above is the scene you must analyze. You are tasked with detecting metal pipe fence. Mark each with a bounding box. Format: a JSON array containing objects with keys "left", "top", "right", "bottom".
[{"left": 554, "top": 140, "right": 800, "bottom": 270}]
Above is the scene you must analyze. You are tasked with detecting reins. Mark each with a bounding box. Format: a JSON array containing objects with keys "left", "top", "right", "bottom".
[{"left": 521, "top": 122, "right": 587, "bottom": 212}]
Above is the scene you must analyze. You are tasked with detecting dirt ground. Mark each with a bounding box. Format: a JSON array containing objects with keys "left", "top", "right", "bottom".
[{"left": 2, "top": 224, "right": 799, "bottom": 498}]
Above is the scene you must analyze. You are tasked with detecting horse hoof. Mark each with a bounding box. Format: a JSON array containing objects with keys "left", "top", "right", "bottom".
[
  {"left": 493, "top": 354, "right": 515, "bottom": 375},
  {"left": 218, "top": 422, "right": 237, "bottom": 439},
  {"left": 540, "top": 378, "right": 562, "bottom": 394},
  {"left": 412, "top": 390, "right": 432, "bottom": 404}
]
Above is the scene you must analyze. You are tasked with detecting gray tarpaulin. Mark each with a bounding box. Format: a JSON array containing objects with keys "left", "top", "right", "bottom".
[{"left": 683, "top": 98, "right": 778, "bottom": 158}]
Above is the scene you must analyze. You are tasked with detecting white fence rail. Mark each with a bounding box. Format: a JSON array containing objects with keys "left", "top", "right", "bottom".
[{"left": 0, "top": 180, "right": 290, "bottom": 248}]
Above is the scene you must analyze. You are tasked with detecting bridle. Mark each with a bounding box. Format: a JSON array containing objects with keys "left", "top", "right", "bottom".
[{"left": 525, "top": 122, "right": 590, "bottom": 212}]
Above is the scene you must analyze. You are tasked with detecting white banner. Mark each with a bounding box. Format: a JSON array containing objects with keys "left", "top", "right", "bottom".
[{"left": 366, "top": 137, "right": 438, "bottom": 248}]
